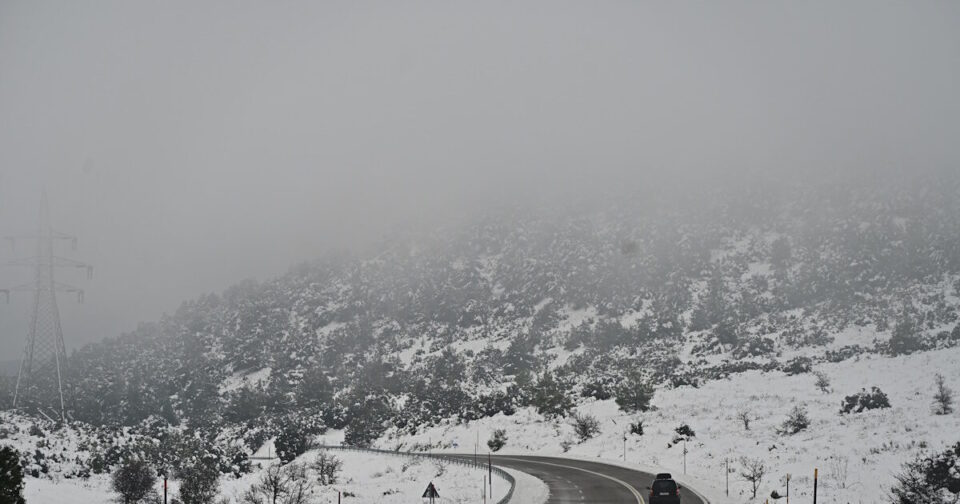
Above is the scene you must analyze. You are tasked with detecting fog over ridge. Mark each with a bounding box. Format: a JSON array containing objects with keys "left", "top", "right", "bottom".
[{"left": 1, "top": 0, "right": 958, "bottom": 355}]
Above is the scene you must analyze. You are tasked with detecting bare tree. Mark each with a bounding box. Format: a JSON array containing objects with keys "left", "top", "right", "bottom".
[
  {"left": 242, "top": 463, "right": 314, "bottom": 504},
  {"left": 932, "top": 373, "right": 954, "bottom": 415},
  {"left": 814, "top": 371, "right": 831, "bottom": 394},
  {"left": 740, "top": 457, "right": 766, "bottom": 499},
  {"left": 829, "top": 454, "right": 850, "bottom": 489},
  {"left": 737, "top": 410, "right": 751, "bottom": 431},
  {"left": 312, "top": 451, "right": 342, "bottom": 486}
]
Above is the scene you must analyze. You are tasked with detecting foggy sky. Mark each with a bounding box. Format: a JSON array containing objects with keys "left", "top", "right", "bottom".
[{"left": 1, "top": 1, "right": 959, "bottom": 356}]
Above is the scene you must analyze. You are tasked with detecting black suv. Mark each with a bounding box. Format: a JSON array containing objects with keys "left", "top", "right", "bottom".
[{"left": 647, "top": 473, "right": 681, "bottom": 504}]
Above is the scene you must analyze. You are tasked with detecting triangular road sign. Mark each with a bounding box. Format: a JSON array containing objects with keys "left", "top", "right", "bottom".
[{"left": 422, "top": 481, "right": 440, "bottom": 498}]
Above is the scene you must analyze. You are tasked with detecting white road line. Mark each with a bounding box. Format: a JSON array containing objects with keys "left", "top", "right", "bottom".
[{"left": 496, "top": 457, "right": 646, "bottom": 504}]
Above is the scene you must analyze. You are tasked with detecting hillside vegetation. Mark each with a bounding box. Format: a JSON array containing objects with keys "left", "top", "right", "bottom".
[{"left": 2, "top": 176, "right": 959, "bottom": 494}]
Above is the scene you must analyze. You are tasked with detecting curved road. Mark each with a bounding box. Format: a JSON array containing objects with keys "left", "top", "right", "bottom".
[{"left": 449, "top": 455, "right": 708, "bottom": 504}]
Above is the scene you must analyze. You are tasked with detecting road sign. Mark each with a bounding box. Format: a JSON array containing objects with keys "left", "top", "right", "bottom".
[{"left": 423, "top": 482, "right": 440, "bottom": 499}]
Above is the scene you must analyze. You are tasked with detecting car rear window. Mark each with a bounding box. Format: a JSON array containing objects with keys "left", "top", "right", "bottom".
[{"left": 652, "top": 480, "right": 678, "bottom": 493}]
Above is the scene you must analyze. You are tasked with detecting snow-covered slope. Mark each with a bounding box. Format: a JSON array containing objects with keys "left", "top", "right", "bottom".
[{"left": 384, "top": 347, "right": 960, "bottom": 503}]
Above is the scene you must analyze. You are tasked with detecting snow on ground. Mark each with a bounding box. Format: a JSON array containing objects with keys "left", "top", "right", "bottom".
[
  {"left": 20, "top": 448, "right": 509, "bottom": 504},
  {"left": 23, "top": 476, "right": 114, "bottom": 504},
  {"left": 383, "top": 347, "right": 960, "bottom": 504},
  {"left": 501, "top": 466, "right": 549, "bottom": 504},
  {"left": 224, "top": 449, "right": 509, "bottom": 504},
  {"left": 220, "top": 366, "right": 272, "bottom": 393}
]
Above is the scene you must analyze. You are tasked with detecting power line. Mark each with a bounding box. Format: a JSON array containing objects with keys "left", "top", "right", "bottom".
[{"left": 3, "top": 191, "right": 91, "bottom": 422}]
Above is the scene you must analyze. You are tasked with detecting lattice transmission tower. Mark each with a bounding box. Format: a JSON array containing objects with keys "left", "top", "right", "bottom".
[{"left": 2, "top": 192, "right": 92, "bottom": 422}]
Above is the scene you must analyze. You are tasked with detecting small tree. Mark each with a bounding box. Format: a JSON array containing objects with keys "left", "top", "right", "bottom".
[
  {"left": 740, "top": 457, "right": 766, "bottom": 499},
  {"left": 0, "top": 446, "right": 26, "bottom": 504},
  {"left": 487, "top": 429, "right": 508, "bottom": 452},
  {"left": 778, "top": 405, "right": 810, "bottom": 435},
  {"left": 242, "top": 463, "right": 314, "bottom": 504},
  {"left": 614, "top": 373, "right": 655, "bottom": 413},
  {"left": 628, "top": 419, "right": 644, "bottom": 436},
  {"left": 530, "top": 372, "right": 575, "bottom": 419},
  {"left": 178, "top": 461, "right": 220, "bottom": 504},
  {"left": 112, "top": 457, "right": 157, "bottom": 504},
  {"left": 571, "top": 413, "right": 601, "bottom": 443},
  {"left": 737, "top": 410, "right": 751, "bottom": 431},
  {"left": 275, "top": 424, "right": 312, "bottom": 464},
  {"left": 814, "top": 371, "right": 831, "bottom": 394},
  {"left": 933, "top": 373, "right": 954, "bottom": 415},
  {"left": 889, "top": 311, "right": 924, "bottom": 355},
  {"left": 312, "top": 452, "right": 342, "bottom": 486}
]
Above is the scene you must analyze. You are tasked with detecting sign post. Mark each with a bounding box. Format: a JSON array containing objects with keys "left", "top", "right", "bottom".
[
  {"left": 725, "top": 458, "right": 729, "bottom": 496},
  {"left": 785, "top": 473, "right": 791, "bottom": 504},
  {"left": 813, "top": 468, "right": 819, "bottom": 504},
  {"left": 422, "top": 482, "right": 440, "bottom": 504}
]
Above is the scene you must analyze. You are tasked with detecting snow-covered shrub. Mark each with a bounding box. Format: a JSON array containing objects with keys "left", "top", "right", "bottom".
[
  {"left": 275, "top": 422, "right": 313, "bottom": 464},
  {"left": 177, "top": 460, "right": 220, "bottom": 504},
  {"left": 888, "top": 312, "right": 927, "bottom": 356},
  {"left": 814, "top": 371, "right": 831, "bottom": 393},
  {"left": 890, "top": 442, "right": 960, "bottom": 504},
  {"left": 737, "top": 410, "right": 751, "bottom": 430},
  {"left": 530, "top": 372, "right": 574, "bottom": 419},
  {"left": 628, "top": 419, "right": 644, "bottom": 436},
  {"left": 0, "top": 446, "right": 25, "bottom": 504},
  {"left": 112, "top": 457, "right": 157, "bottom": 504},
  {"left": 782, "top": 356, "right": 813, "bottom": 376},
  {"left": 840, "top": 387, "right": 891, "bottom": 415},
  {"left": 673, "top": 423, "right": 696, "bottom": 441},
  {"left": 824, "top": 345, "right": 866, "bottom": 363},
  {"left": 571, "top": 413, "right": 601, "bottom": 443},
  {"left": 778, "top": 405, "right": 810, "bottom": 435},
  {"left": 580, "top": 380, "right": 613, "bottom": 400},
  {"left": 476, "top": 391, "right": 517, "bottom": 418},
  {"left": 487, "top": 429, "right": 507, "bottom": 452},
  {"left": 733, "top": 337, "right": 775, "bottom": 358}
]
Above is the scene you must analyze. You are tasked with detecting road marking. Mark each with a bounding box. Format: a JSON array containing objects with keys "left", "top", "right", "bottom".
[{"left": 496, "top": 457, "right": 646, "bottom": 504}]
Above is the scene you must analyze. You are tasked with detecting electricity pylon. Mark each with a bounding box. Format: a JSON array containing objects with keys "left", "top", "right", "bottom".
[{"left": 3, "top": 192, "right": 92, "bottom": 422}]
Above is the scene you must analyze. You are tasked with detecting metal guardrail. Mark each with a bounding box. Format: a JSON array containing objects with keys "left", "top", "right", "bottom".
[{"left": 316, "top": 445, "right": 516, "bottom": 504}]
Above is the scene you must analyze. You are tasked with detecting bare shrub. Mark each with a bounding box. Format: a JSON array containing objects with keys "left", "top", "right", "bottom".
[
  {"left": 312, "top": 452, "right": 342, "bottom": 486},
  {"left": 241, "top": 463, "right": 314, "bottom": 504},
  {"left": 737, "top": 410, "right": 751, "bottom": 431},
  {"left": 571, "top": 412, "right": 601, "bottom": 442},
  {"left": 829, "top": 454, "right": 850, "bottom": 489}
]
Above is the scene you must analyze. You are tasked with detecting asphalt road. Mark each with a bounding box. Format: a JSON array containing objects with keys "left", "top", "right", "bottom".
[{"left": 449, "top": 454, "right": 707, "bottom": 504}]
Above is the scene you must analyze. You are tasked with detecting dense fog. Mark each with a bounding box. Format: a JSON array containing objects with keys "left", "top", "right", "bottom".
[{"left": 1, "top": 1, "right": 958, "bottom": 355}]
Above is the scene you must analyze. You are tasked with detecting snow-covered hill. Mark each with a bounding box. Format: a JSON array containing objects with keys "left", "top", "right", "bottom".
[
  {"left": 386, "top": 347, "right": 960, "bottom": 503},
  {"left": 2, "top": 176, "right": 960, "bottom": 502}
]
